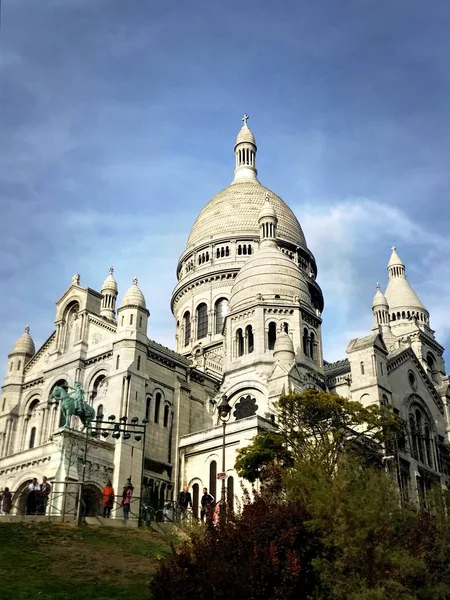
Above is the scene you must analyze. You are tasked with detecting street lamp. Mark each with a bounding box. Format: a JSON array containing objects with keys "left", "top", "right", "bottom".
[
  {"left": 217, "top": 395, "right": 231, "bottom": 523},
  {"left": 76, "top": 416, "right": 148, "bottom": 526}
]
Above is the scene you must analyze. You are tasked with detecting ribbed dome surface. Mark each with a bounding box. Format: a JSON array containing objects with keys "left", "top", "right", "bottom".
[
  {"left": 102, "top": 271, "right": 118, "bottom": 293},
  {"left": 12, "top": 327, "right": 35, "bottom": 356},
  {"left": 230, "top": 245, "right": 310, "bottom": 310},
  {"left": 186, "top": 180, "right": 306, "bottom": 249},
  {"left": 235, "top": 124, "right": 256, "bottom": 146},
  {"left": 120, "top": 280, "right": 146, "bottom": 309},
  {"left": 273, "top": 330, "right": 295, "bottom": 360},
  {"left": 372, "top": 285, "right": 388, "bottom": 308}
]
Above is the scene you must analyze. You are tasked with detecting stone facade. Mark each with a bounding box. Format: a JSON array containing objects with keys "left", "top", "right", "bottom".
[{"left": 1, "top": 118, "right": 450, "bottom": 516}]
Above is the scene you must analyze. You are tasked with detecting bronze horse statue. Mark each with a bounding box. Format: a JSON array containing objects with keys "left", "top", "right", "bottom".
[{"left": 51, "top": 385, "right": 95, "bottom": 429}]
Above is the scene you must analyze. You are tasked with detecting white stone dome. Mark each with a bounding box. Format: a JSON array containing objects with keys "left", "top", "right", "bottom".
[
  {"left": 120, "top": 278, "right": 146, "bottom": 309},
  {"left": 186, "top": 180, "right": 307, "bottom": 250},
  {"left": 235, "top": 124, "right": 256, "bottom": 147},
  {"left": 372, "top": 284, "right": 388, "bottom": 308},
  {"left": 273, "top": 330, "right": 295, "bottom": 363},
  {"left": 12, "top": 326, "right": 35, "bottom": 356},
  {"left": 230, "top": 245, "right": 310, "bottom": 310},
  {"left": 102, "top": 267, "right": 118, "bottom": 293}
]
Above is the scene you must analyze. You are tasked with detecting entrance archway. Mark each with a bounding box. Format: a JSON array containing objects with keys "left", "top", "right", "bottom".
[
  {"left": 13, "top": 479, "right": 33, "bottom": 515},
  {"left": 80, "top": 483, "right": 102, "bottom": 517}
]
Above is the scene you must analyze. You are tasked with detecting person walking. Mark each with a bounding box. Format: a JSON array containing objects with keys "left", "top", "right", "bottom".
[
  {"left": 26, "top": 478, "right": 40, "bottom": 515},
  {"left": 38, "top": 477, "right": 51, "bottom": 515},
  {"left": 200, "top": 487, "right": 214, "bottom": 522},
  {"left": 102, "top": 480, "right": 115, "bottom": 518},
  {"left": 178, "top": 485, "right": 192, "bottom": 519},
  {"left": 121, "top": 479, "right": 134, "bottom": 520},
  {"left": 1, "top": 488, "right": 12, "bottom": 515}
]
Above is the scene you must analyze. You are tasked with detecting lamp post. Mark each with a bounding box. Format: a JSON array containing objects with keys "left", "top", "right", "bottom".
[
  {"left": 76, "top": 415, "right": 148, "bottom": 525},
  {"left": 217, "top": 395, "right": 231, "bottom": 523}
]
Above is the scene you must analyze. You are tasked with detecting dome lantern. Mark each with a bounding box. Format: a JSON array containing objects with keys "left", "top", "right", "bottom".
[
  {"left": 100, "top": 266, "right": 118, "bottom": 321},
  {"left": 233, "top": 114, "right": 258, "bottom": 182}
]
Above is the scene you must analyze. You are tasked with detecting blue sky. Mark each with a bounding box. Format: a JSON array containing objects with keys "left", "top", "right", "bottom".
[{"left": 1, "top": 0, "right": 450, "bottom": 373}]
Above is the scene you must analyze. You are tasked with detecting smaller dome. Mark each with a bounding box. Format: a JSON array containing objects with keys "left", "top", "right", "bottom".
[
  {"left": 372, "top": 283, "right": 388, "bottom": 309},
  {"left": 230, "top": 245, "right": 311, "bottom": 310},
  {"left": 235, "top": 117, "right": 256, "bottom": 147},
  {"left": 120, "top": 278, "right": 146, "bottom": 309},
  {"left": 273, "top": 330, "right": 295, "bottom": 363},
  {"left": 258, "top": 197, "right": 277, "bottom": 221},
  {"left": 12, "top": 326, "right": 35, "bottom": 356},
  {"left": 102, "top": 267, "right": 118, "bottom": 293}
]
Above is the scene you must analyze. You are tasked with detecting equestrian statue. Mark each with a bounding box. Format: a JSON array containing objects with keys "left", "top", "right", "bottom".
[{"left": 51, "top": 382, "right": 96, "bottom": 429}]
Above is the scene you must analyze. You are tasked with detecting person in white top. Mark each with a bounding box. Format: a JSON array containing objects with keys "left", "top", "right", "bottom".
[{"left": 26, "top": 478, "right": 40, "bottom": 515}]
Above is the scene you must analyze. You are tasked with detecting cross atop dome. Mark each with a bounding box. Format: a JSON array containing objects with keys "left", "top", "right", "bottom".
[{"left": 242, "top": 114, "right": 249, "bottom": 126}]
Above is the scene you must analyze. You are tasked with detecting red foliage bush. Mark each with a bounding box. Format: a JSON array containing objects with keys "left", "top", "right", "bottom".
[{"left": 149, "top": 494, "right": 320, "bottom": 600}]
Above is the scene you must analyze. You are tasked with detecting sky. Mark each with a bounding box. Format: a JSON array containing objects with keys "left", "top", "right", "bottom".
[{"left": 1, "top": 0, "right": 450, "bottom": 375}]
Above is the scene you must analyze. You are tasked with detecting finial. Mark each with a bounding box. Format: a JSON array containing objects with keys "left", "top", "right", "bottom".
[
  {"left": 391, "top": 246, "right": 396, "bottom": 252},
  {"left": 376, "top": 282, "right": 380, "bottom": 291},
  {"left": 133, "top": 277, "right": 138, "bottom": 286},
  {"left": 109, "top": 266, "right": 114, "bottom": 276},
  {"left": 72, "top": 273, "right": 80, "bottom": 285},
  {"left": 242, "top": 114, "right": 249, "bottom": 126},
  {"left": 25, "top": 325, "right": 30, "bottom": 334}
]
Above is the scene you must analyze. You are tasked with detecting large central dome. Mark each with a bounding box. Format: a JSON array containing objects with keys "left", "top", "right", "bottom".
[{"left": 186, "top": 179, "right": 307, "bottom": 250}]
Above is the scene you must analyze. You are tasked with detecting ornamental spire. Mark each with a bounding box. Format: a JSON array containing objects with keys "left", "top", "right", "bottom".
[{"left": 233, "top": 114, "right": 258, "bottom": 183}]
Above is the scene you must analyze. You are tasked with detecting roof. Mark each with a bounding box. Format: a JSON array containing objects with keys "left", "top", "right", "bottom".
[
  {"left": 185, "top": 180, "right": 307, "bottom": 250},
  {"left": 119, "top": 279, "right": 146, "bottom": 309},
  {"left": 346, "top": 333, "right": 388, "bottom": 355},
  {"left": 11, "top": 326, "right": 35, "bottom": 356},
  {"left": 147, "top": 339, "right": 190, "bottom": 366},
  {"left": 235, "top": 124, "right": 256, "bottom": 147},
  {"left": 324, "top": 358, "right": 350, "bottom": 378}
]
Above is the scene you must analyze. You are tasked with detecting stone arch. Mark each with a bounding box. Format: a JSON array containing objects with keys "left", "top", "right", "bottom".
[{"left": 80, "top": 482, "right": 102, "bottom": 517}]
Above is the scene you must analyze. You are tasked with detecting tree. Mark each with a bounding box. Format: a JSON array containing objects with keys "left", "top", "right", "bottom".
[{"left": 236, "top": 390, "right": 404, "bottom": 482}]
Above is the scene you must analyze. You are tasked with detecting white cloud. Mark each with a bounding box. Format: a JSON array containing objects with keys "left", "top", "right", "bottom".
[{"left": 295, "top": 197, "right": 450, "bottom": 361}]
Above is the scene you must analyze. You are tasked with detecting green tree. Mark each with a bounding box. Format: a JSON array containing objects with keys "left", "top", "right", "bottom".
[{"left": 235, "top": 389, "right": 404, "bottom": 483}]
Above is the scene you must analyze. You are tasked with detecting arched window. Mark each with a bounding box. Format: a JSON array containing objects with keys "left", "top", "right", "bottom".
[
  {"left": 302, "top": 328, "right": 309, "bottom": 356},
  {"left": 145, "top": 397, "right": 151, "bottom": 420},
  {"left": 29, "top": 427, "right": 36, "bottom": 449},
  {"left": 381, "top": 395, "right": 389, "bottom": 408},
  {"left": 209, "top": 461, "right": 217, "bottom": 500},
  {"left": 424, "top": 424, "right": 433, "bottom": 468},
  {"left": 163, "top": 405, "right": 170, "bottom": 428},
  {"left": 139, "top": 316, "right": 143, "bottom": 328},
  {"left": 227, "top": 476, "right": 234, "bottom": 513},
  {"left": 360, "top": 361, "right": 365, "bottom": 375},
  {"left": 409, "top": 414, "right": 419, "bottom": 460},
  {"left": 215, "top": 298, "right": 228, "bottom": 335},
  {"left": 236, "top": 329, "right": 244, "bottom": 357},
  {"left": 268, "top": 322, "right": 277, "bottom": 351},
  {"left": 183, "top": 311, "right": 191, "bottom": 347},
  {"left": 426, "top": 352, "right": 438, "bottom": 383},
  {"left": 283, "top": 322, "right": 289, "bottom": 333},
  {"left": 130, "top": 314, "right": 134, "bottom": 325},
  {"left": 17, "top": 361, "right": 21, "bottom": 371},
  {"left": 116, "top": 355, "right": 120, "bottom": 370},
  {"left": 246, "top": 325, "right": 254, "bottom": 354},
  {"left": 196, "top": 303, "right": 208, "bottom": 339},
  {"left": 309, "top": 332, "right": 315, "bottom": 360},
  {"left": 154, "top": 393, "right": 161, "bottom": 424},
  {"left": 192, "top": 483, "right": 199, "bottom": 519},
  {"left": 137, "top": 356, "right": 141, "bottom": 371},
  {"left": 97, "top": 404, "right": 104, "bottom": 420}
]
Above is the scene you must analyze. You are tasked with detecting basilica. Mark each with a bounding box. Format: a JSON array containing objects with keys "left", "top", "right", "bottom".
[{"left": 1, "top": 117, "right": 450, "bottom": 517}]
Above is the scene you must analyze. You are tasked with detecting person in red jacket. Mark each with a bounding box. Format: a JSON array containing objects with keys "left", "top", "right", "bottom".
[{"left": 102, "top": 480, "right": 115, "bottom": 518}]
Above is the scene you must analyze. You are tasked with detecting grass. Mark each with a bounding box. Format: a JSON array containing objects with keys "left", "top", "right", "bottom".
[{"left": 0, "top": 522, "right": 173, "bottom": 600}]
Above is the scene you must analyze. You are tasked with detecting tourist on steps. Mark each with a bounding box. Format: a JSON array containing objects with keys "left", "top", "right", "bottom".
[
  {"left": 121, "top": 478, "right": 134, "bottom": 520},
  {"left": 102, "top": 480, "right": 115, "bottom": 518}
]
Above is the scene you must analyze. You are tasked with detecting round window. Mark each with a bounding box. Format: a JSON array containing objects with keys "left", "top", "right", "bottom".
[{"left": 408, "top": 371, "right": 417, "bottom": 391}]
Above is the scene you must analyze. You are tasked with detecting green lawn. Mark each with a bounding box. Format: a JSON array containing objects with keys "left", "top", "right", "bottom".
[{"left": 0, "top": 522, "right": 172, "bottom": 600}]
